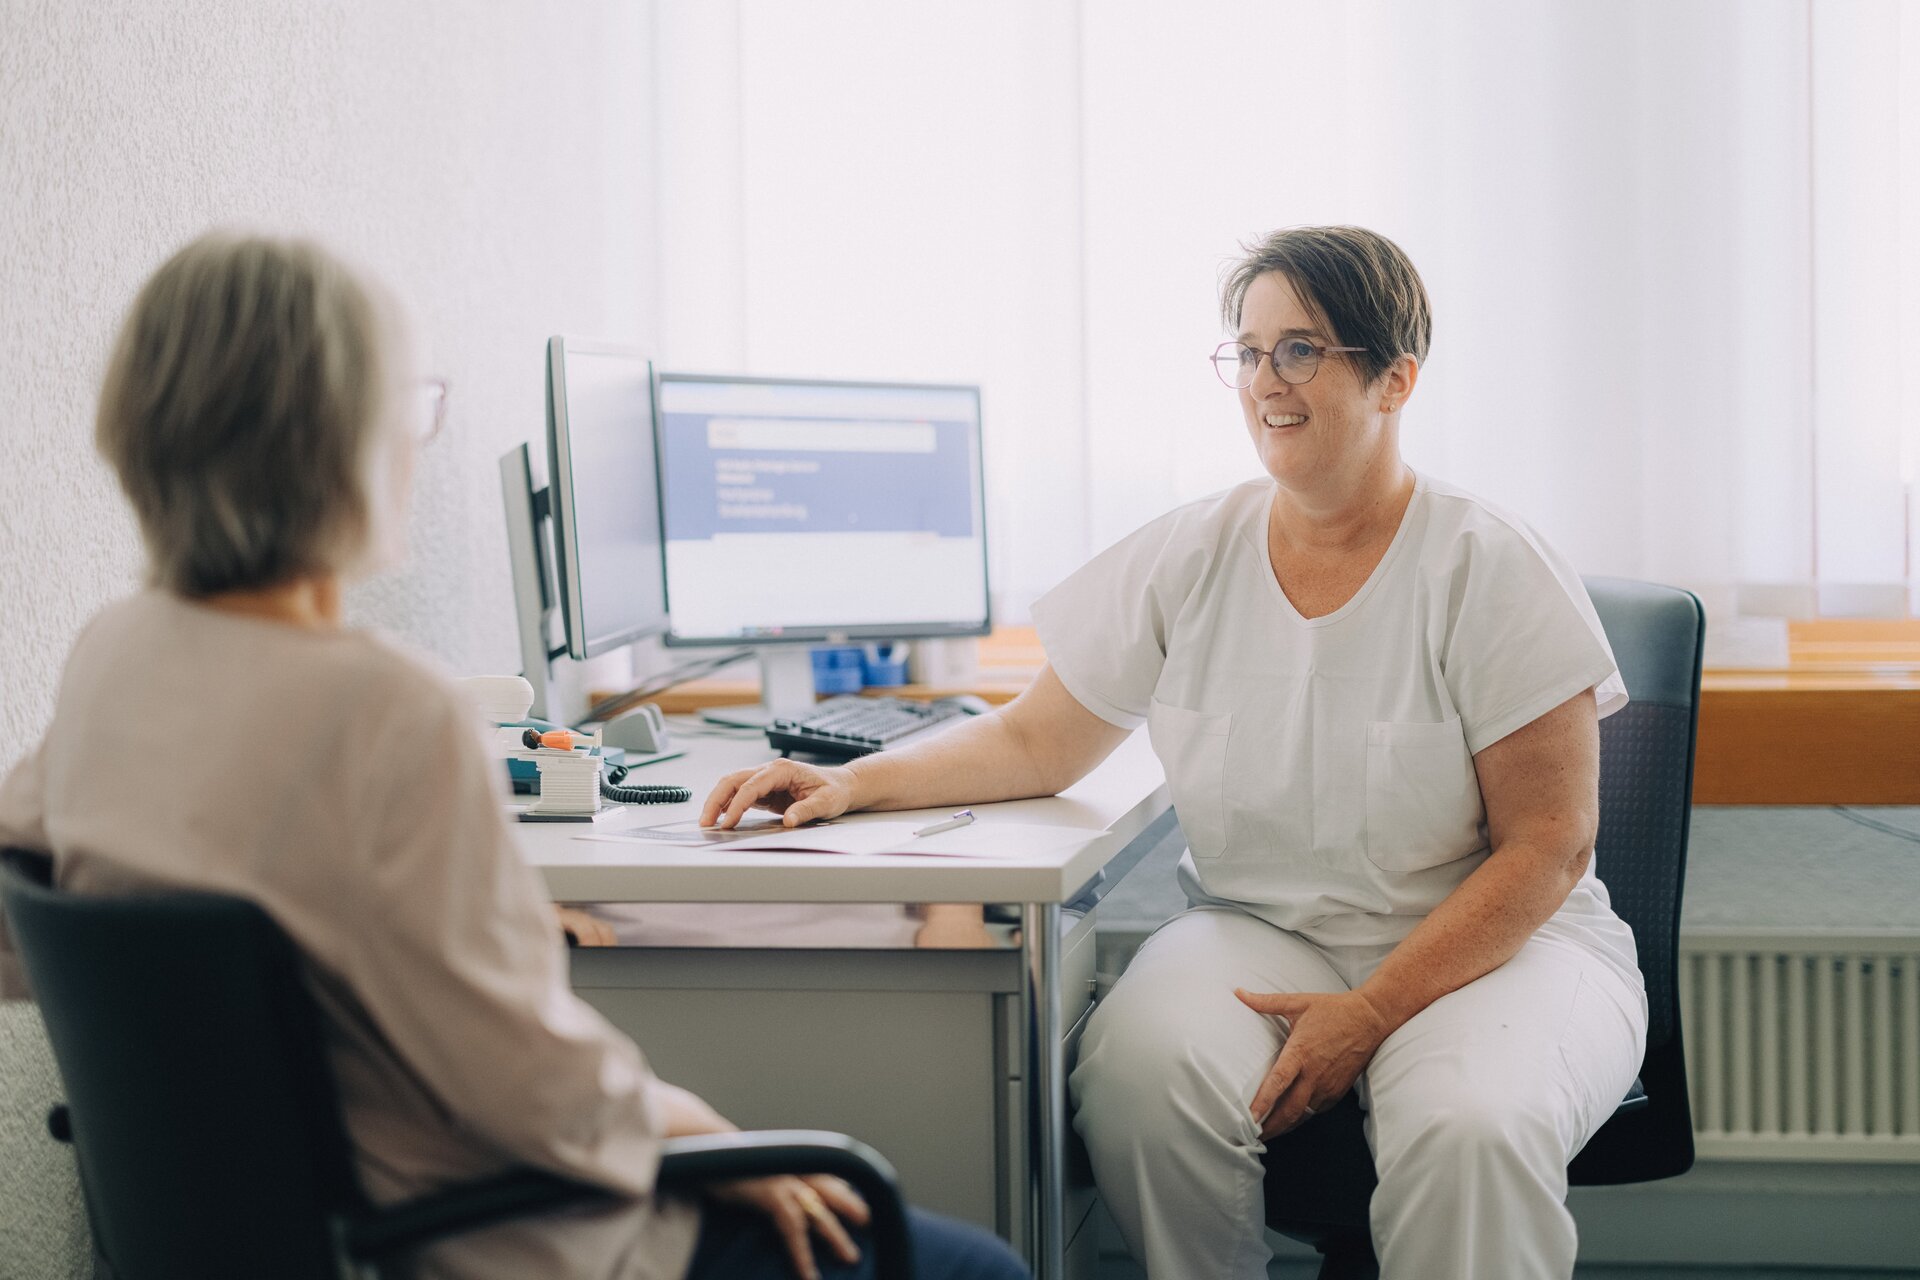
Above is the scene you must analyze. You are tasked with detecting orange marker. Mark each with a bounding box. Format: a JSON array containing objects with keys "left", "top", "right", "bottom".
[{"left": 522, "top": 728, "right": 588, "bottom": 751}]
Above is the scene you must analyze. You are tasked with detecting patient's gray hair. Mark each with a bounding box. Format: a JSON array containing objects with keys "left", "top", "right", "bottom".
[{"left": 96, "top": 231, "right": 398, "bottom": 597}]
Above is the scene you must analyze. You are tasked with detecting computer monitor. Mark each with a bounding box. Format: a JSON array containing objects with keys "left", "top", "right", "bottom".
[
  {"left": 653, "top": 372, "right": 991, "bottom": 717},
  {"left": 546, "top": 337, "right": 669, "bottom": 660}
]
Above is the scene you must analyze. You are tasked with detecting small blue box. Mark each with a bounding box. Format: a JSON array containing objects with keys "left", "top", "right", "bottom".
[
  {"left": 812, "top": 646, "right": 865, "bottom": 695},
  {"left": 861, "top": 642, "right": 909, "bottom": 688}
]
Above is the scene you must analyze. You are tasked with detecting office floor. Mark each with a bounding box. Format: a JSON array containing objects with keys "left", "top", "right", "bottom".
[
  {"left": 1677, "top": 807, "right": 1920, "bottom": 929},
  {"left": 1085, "top": 1191, "right": 1920, "bottom": 1279},
  {"left": 1094, "top": 1265, "right": 1920, "bottom": 1280}
]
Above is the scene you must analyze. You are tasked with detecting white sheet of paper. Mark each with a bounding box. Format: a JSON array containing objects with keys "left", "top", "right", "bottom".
[
  {"left": 708, "top": 822, "right": 925, "bottom": 854},
  {"left": 590, "top": 817, "right": 802, "bottom": 846},
  {"left": 576, "top": 820, "right": 1105, "bottom": 859},
  {"left": 579, "top": 821, "right": 922, "bottom": 855}
]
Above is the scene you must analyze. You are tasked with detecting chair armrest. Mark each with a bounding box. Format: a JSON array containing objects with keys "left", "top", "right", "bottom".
[
  {"left": 655, "top": 1128, "right": 900, "bottom": 1191},
  {"left": 656, "top": 1130, "right": 913, "bottom": 1280},
  {"left": 344, "top": 1168, "right": 612, "bottom": 1262},
  {"left": 345, "top": 1130, "right": 913, "bottom": 1280}
]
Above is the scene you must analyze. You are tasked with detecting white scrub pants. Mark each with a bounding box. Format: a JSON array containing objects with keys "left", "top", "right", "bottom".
[{"left": 1071, "top": 906, "right": 1647, "bottom": 1279}]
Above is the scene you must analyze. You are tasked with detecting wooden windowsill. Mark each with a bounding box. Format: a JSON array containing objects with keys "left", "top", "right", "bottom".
[{"left": 1698, "top": 621, "right": 1920, "bottom": 804}]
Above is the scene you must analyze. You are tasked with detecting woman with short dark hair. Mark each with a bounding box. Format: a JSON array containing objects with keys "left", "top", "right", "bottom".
[
  {"left": 0, "top": 231, "right": 1026, "bottom": 1280},
  {"left": 702, "top": 226, "right": 1647, "bottom": 1279}
]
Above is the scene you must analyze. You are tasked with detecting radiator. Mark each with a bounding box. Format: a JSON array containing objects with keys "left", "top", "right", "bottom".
[{"left": 1679, "top": 933, "right": 1920, "bottom": 1161}]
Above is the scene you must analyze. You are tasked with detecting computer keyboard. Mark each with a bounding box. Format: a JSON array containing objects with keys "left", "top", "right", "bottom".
[{"left": 766, "top": 696, "right": 973, "bottom": 760}]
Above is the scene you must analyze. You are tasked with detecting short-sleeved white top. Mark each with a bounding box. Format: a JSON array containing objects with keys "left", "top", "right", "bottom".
[{"left": 1033, "top": 472, "right": 1640, "bottom": 980}]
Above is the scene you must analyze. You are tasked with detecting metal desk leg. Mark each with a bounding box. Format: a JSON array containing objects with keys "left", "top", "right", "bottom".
[{"left": 1025, "top": 901, "right": 1064, "bottom": 1280}]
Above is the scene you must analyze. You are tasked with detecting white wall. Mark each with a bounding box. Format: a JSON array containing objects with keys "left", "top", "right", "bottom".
[
  {"left": 0, "top": 0, "right": 656, "bottom": 772},
  {"left": 654, "top": 1, "right": 1090, "bottom": 615},
  {"left": 655, "top": 0, "right": 1920, "bottom": 622},
  {"left": 1076, "top": 0, "right": 1817, "bottom": 595}
]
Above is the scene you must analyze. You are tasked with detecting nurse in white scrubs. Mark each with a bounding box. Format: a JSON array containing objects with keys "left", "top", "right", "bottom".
[{"left": 699, "top": 225, "right": 1649, "bottom": 1280}]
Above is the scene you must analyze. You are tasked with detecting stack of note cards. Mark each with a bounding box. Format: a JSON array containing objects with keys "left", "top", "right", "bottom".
[{"left": 521, "top": 749, "right": 606, "bottom": 822}]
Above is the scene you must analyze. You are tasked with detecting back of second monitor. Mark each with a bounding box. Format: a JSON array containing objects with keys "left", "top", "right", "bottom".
[{"left": 500, "top": 337, "right": 666, "bottom": 724}]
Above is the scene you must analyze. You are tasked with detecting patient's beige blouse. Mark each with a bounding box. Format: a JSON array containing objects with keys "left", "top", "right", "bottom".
[{"left": 0, "top": 593, "right": 700, "bottom": 1280}]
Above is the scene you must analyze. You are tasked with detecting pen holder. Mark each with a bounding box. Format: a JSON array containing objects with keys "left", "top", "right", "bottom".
[
  {"left": 811, "top": 646, "right": 865, "bottom": 695},
  {"left": 861, "top": 642, "right": 909, "bottom": 688}
]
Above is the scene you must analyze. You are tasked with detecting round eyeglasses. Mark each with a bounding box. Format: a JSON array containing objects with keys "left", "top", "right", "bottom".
[{"left": 1210, "top": 338, "right": 1367, "bottom": 390}]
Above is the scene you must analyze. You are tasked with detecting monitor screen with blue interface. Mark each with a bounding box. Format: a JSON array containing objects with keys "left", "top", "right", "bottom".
[
  {"left": 653, "top": 373, "right": 991, "bottom": 645},
  {"left": 547, "top": 339, "right": 667, "bottom": 659}
]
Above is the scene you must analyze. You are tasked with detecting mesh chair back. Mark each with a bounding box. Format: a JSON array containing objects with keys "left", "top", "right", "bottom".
[
  {"left": 1573, "top": 576, "right": 1703, "bottom": 1183},
  {"left": 0, "top": 850, "right": 365, "bottom": 1280},
  {"left": 1584, "top": 576, "right": 1703, "bottom": 1050}
]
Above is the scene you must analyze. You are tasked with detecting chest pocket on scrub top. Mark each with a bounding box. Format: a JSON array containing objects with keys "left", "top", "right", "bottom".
[
  {"left": 1147, "top": 698, "right": 1231, "bottom": 859},
  {"left": 1363, "top": 716, "right": 1484, "bottom": 874}
]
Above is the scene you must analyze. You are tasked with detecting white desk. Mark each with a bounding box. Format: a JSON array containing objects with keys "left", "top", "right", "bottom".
[{"left": 514, "top": 730, "right": 1168, "bottom": 1280}]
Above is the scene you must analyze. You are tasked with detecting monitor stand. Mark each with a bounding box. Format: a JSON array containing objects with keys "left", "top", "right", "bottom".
[{"left": 700, "top": 648, "right": 818, "bottom": 729}]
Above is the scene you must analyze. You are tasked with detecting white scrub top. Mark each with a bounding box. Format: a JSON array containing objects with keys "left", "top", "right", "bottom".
[{"left": 1033, "top": 472, "right": 1641, "bottom": 981}]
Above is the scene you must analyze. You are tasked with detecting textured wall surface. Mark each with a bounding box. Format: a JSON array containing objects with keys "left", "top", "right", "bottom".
[
  {"left": 0, "top": 9, "right": 653, "bottom": 1267},
  {"left": 0, "top": 0, "right": 656, "bottom": 773}
]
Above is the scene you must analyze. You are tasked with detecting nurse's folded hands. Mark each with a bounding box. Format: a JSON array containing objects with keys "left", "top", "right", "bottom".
[{"left": 1236, "top": 987, "right": 1395, "bottom": 1140}]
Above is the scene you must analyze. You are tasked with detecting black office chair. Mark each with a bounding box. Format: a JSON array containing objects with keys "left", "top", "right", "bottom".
[
  {"left": 0, "top": 849, "right": 915, "bottom": 1280},
  {"left": 1260, "top": 576, "right": 1704, "bottom": 1279}
]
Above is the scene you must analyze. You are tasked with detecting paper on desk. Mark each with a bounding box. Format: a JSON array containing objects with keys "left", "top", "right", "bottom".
[
  {"left": 576, "top": 819, "right": 1104, "bottom": 858},
  {"left": 578, "top": 820, "right": 923, "bottom": 854}
]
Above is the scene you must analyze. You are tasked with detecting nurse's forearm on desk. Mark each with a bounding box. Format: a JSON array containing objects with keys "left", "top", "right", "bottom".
[
  {"left": 703, "top": 665, "right": 1127, "bottom": 826},
  {"left": 844, "top": 664, "right": 1130, "bottom": 811}
]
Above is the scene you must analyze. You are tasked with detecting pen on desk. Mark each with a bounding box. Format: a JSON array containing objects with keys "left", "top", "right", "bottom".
[{"left": 912, "top": 809, "right": 975, "bottom": 838}]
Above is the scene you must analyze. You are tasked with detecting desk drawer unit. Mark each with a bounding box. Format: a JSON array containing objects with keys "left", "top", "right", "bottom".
[
  {"left": 572, "top": 946, "right": 1020, "bottom": 1228},
  {"left": 567, "top": 906, "right": 1106, "bottom": 1265}
]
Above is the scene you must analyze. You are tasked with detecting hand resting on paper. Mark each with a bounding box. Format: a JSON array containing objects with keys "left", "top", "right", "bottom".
[{"left": 702, "top": 758, "right": 856, "bottom": 830}]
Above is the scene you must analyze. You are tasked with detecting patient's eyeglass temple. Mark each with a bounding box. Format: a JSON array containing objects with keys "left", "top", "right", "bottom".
[
  {"left": 1209, "top": 339, "right": 1368, "bottom": 389},
  {"left": 418, "top": 377, "right": 450, "bottom": 444}
]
